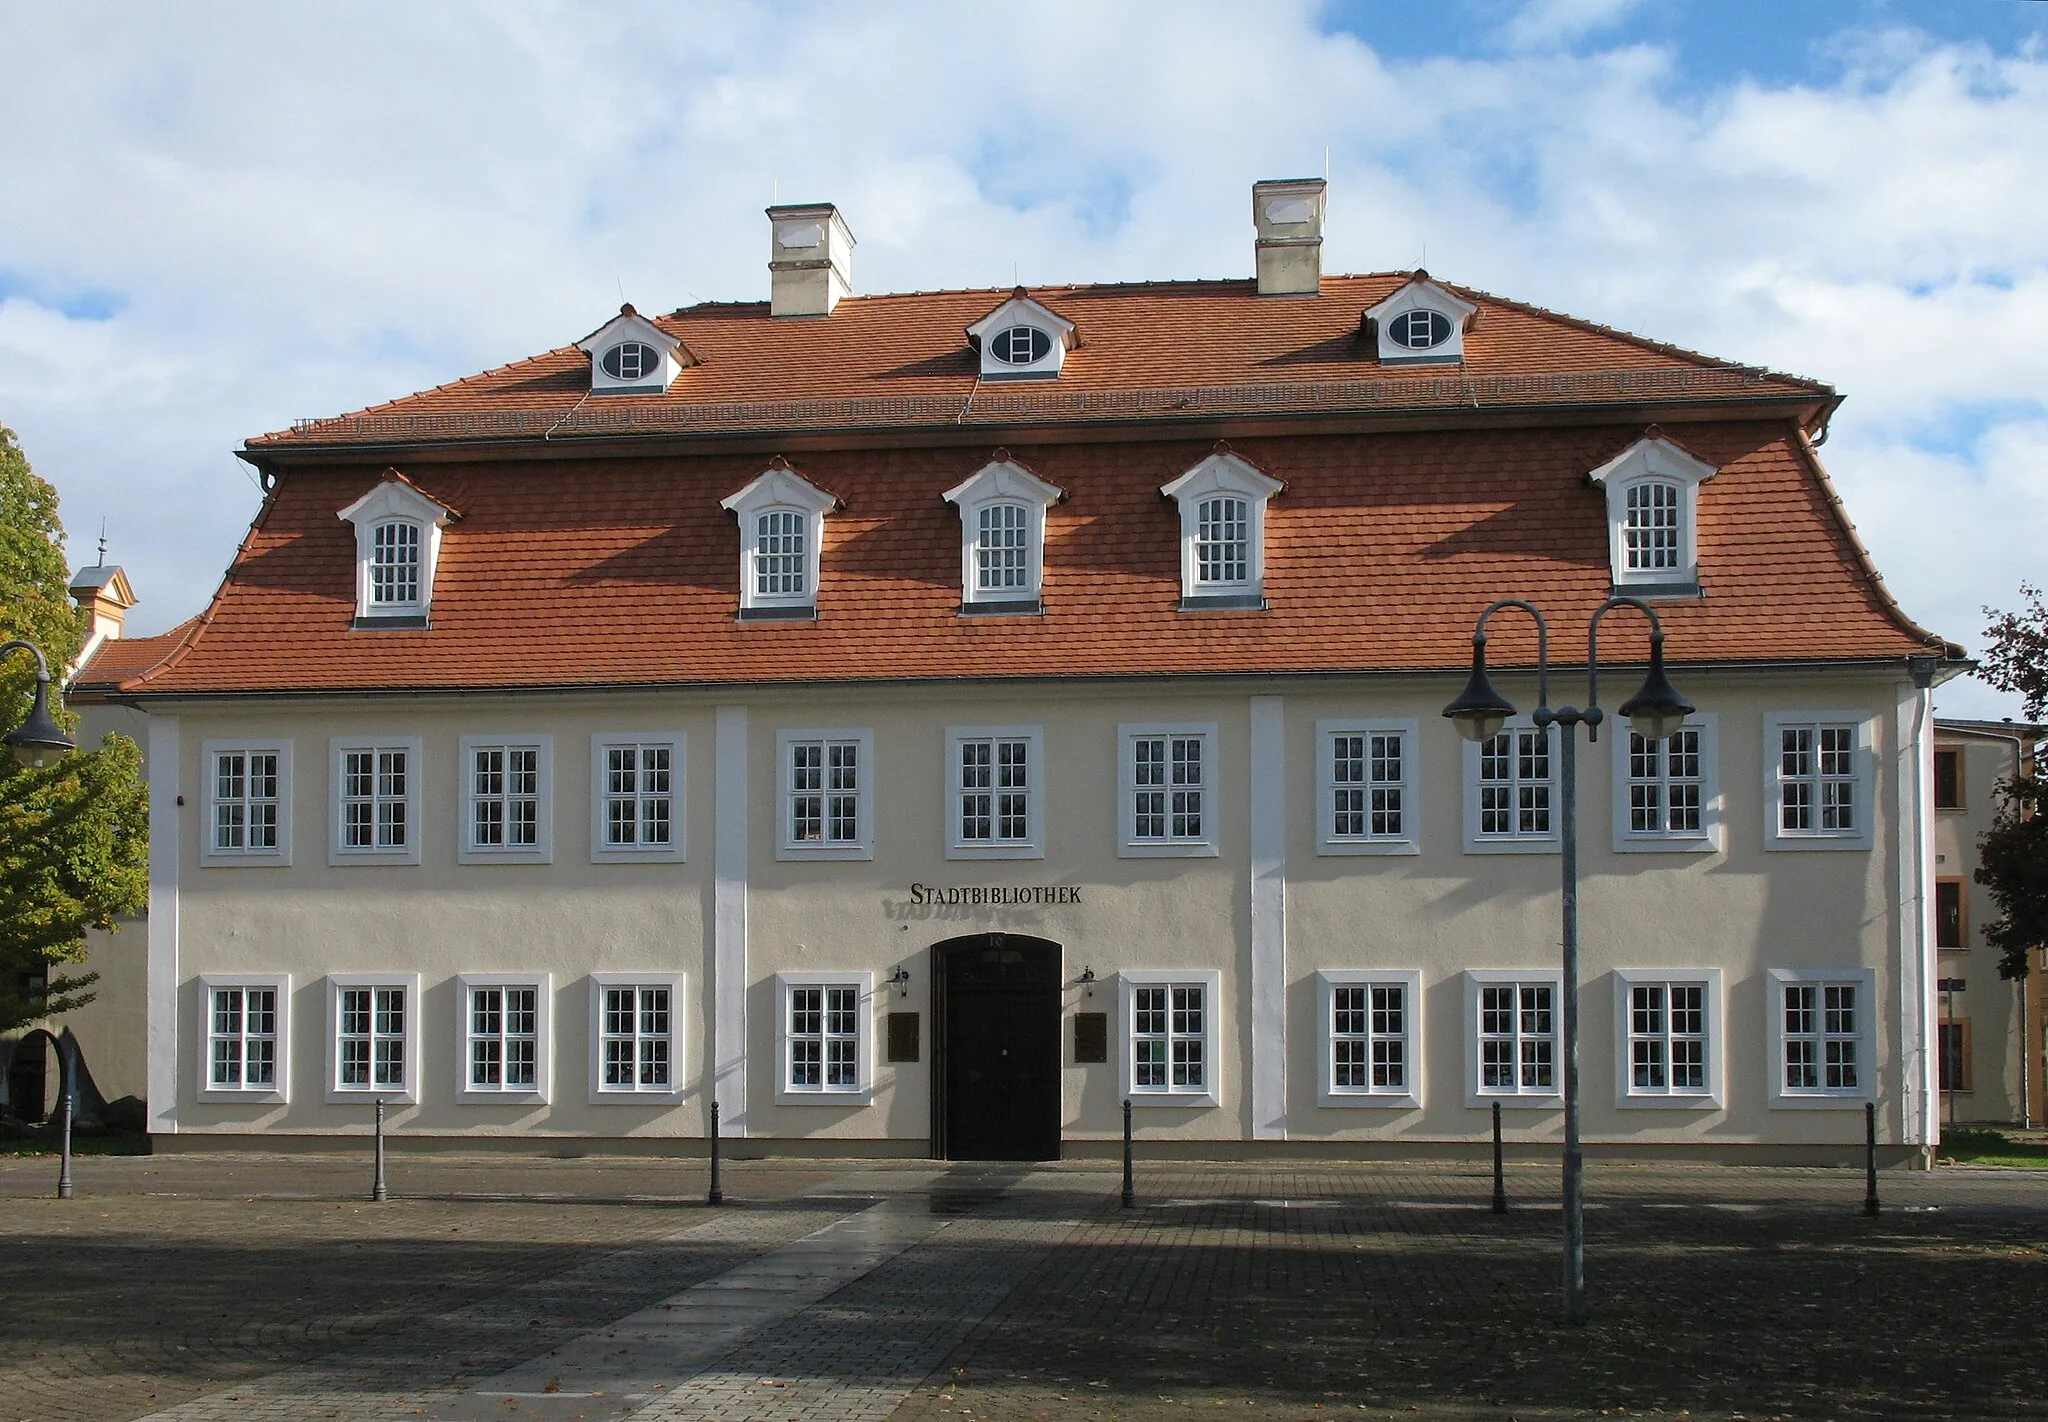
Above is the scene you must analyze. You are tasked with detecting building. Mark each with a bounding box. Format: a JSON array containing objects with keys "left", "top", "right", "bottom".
[
  {"left": 72, "top": 181, "right": 1967, "bottom": 1161},
  {"left": 1930, "top": 717, "right": 2047, "bottom": 1127}
]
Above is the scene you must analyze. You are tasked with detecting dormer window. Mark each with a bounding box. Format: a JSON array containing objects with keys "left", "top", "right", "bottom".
[
  {"left": 943, "top": 455, "right": 1063, "bottom": 615},
  {"left": 575, "top": 304, "right": 693, "bottom": 396},
  {"left": 338, "top": 471, "right": 457, "bottom": 629},
  {"left": 719, "top": 460, "right": 839, "bottom": 621},
  {"left": 965, "top": 290, "right": 1076, "bottom": 381},
  {"left": 1587, "top": 433, "right": 1718, "bottom": 597},
  {"left": 1362, "top": 273, "right": 1477, "bottom": 367},
  {"left": 1160, "top": 448, "right": 1283, "bottom": 612}
]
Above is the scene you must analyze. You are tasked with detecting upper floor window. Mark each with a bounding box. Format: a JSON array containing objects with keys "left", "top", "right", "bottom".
[
  {"left": 332, "top": 737, "right": 421, "bottom": 866},
  {"left": 1764, "top": 712, "right": 1873, "bottom": 851},
  {"left": 964, "top": 290, "right": 1076, "bottom": 381},
  {"left": 576, "top": 303, "right": 690, "bottom": 395},
  {"left": 1388, "top": 309, "right": 1453, "bottom": 351},
  {"left": 337, "top": 471, "right": 456, "bottom": 628},
  {"left": 202, "top": 739, "right": 292, "bottom": 866},
  {"left": 947, "top": 726, "right": 1042, "bottom": 859},
  {"left": 1318, "top": 718, "right": 1419, "bottom": 855},
  {"left": 1462, "top": 718, "right": 1556, "bottom": 854},
  {"left": 600, "top": 341, "right": 659, "bottom": 382},
  {"left": 778, "top": 729, "right": 873, "bottom": 860},
  {"left": 1586, "top": 435, "right": 1717, "bottom": 596},
  {"left": 1363, "top": 274, "right": 1476, "bottom": 366},
  {"left": 943, "top": 457, "right": 1063, "bottom": 614},
  {"left": 1611, "top": 714, "right": 1721, "bottom": 853},
  {"left": 1120, "top": 723, "right": 1218, "bottom": 858},
  {"left": 458, "top": 734, "right": 554, "bottom": 864},
  {"left": 1933, "top": 748, "right": 1963, "bottom": 809},
  {"left": 591, "top": 733, "right": 685, "bottom": 862},
  {"left": 1160, "top": 449, "right": 1282, "bottom": 611},
  {"left": 990, "top": 326, "right": 1052, "bottom": 365},
  {"left": 720, "top": 461, "right": 838, "bottom": 621}
]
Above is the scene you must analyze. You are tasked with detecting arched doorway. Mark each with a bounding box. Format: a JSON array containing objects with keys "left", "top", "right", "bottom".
[{"left": 931, "top": 934, "right": 1062, "bottom": 1161}]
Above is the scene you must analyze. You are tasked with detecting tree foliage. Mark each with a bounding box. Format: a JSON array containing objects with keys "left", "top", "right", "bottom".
[
  {"left": 1975, "top": 586, "right": 2048, "bottom": 982},
  {"left": 0, "top": 424, "right": 149, "bottom": 1032}
]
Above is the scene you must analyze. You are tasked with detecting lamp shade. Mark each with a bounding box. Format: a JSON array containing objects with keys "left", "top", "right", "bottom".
[
  {"left": 1617, "top": 636, "right": 1693, "bottom": 743},
  {"left": 1442, "top": 643, "right": 1517, "bottom": 743},
  {"left": 4, "top": 676, "right": 77, "bottom": 768}
]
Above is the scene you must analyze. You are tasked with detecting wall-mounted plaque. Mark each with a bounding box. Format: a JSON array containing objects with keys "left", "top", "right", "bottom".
[
  {"left": 1073, "top": 1012, "right": 1108, "bottom": 1064},
  {"left": 886, "top": 1012, "right": 921, "bottom": 1063}
]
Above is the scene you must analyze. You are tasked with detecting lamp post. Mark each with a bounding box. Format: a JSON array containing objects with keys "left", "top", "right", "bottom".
[
  {"left": 2, "top": 641, "right": 78, "bottom": 768},
  {"left": 1443, "top": 596, "right": 1693, "bottom": 1324}
]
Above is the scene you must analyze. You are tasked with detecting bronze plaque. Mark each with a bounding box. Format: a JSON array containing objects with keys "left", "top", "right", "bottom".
[
  {"left": 1073, "top": 1012, "right": 1108, "bottom": 1063},
  {"left": 886, "top": 1012, "right": 921, "bottom": 1063}
]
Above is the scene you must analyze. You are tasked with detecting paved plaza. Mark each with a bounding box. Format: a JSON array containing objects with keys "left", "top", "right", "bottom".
[{"left": 3, "top": 1152, "right": 2047, "bottom": 1422}]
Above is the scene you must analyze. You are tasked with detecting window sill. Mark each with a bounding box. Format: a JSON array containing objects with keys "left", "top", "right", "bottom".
[
  {"left": 199, "top": 852, "right": 293, "bottom": 869},
  {"left": 946, "top": 843, "right": 1044, "bottom": 861},
  {"left": 1609, "top": 580, "right": 1702, "bottom": 601},
  {"left": 1614, "top": 834, "right": 1719, "bottom": 855},
  {"left": 458, "top": 847, "right": 553, "bottom": 866},
  {"left": 1463, "top": 837, "right": 1560, "bottom": 855},
  {"left": 1118, "top": 840, "right": 1220, "bottom": 859},
  {"left": 737, "top": 605, "right": 817, "bottom": 622},
  {"left": 1616, "top": 1093, "right": 1724, "bottom": 1111},
  {"left": 774, "top": 1086, "right": 876, "bottom": 1107},
  {"left": 351, "top": 613, "right": 431, "bottom": 630},
  {"left": 331, "top": 847, "right": 422, "bottom": 867},
  {"left": 196, "top": 1087, "right": 287, "bottom": 1105},
  {"left": 1127, "top": 1089, "right": 1220, "bottom": 1109},
  {"left": 1764, "top": 834, "right": 1872, "bottom": 853},
  {"left": 456, "top": 1089, "right": 550, "bottom": 1106},
  {"left": 1318, "top": 838, "right": 1420, "bottom": 857},
  {"left": 776, "top": 843, "right": 873, "bottom": 862},
  {"left": 1320, "top": 1091, "right": 1421, "bottom": 1110},
  {"left": 1471, "top": 1093, "right": 1564, "bottom": 1110},
  {"left": 958, "top": 598, "right": 1042, "bottom": 617},
  {"left": 1177, "top": 593, "right": 1266, "bottom": 612},
  {"left": 1770, "top": 1092, "right": 1874, "bottom": 1110}
]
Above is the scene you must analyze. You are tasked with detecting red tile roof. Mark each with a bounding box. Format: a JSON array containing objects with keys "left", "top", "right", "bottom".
[{"left": 70, "top": 619, "right": 200, "bottom": 696}]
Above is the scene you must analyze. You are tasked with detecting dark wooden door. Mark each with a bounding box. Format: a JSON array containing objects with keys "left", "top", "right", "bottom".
[{"left": 933, "top": 934, "right": 1061, "bottom": 1161}]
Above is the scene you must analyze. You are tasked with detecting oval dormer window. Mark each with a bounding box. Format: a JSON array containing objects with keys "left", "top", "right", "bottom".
[
  {"left": 601, "top": 342, "right": 659, "bottom": 381},
  {"left": 989, "top": 326, "right": 1052, "bottom": 365},
  {"left": 1388, "top": 310, "right": 1453, "bottom": 351}
]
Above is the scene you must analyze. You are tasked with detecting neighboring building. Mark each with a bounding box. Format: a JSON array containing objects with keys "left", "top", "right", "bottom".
[
  {"left": 1930, "top": 718, "right": 2047, "bottom": 1127},
  {"left": 72, "top": 180, "right": 1967, "bottom": 1161}
]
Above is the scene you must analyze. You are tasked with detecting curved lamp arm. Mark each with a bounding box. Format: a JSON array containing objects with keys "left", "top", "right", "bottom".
[{"left": 1, "top": 639, "right": 78, "bottom": 768}]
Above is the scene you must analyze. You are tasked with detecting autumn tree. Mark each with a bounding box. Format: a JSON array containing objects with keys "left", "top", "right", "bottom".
[
  {"left": 0, "top": 423, "right": 148, "bottom": 1032},
  {"left": 1976, "top": 585, "right": 2048, "bottom": 983}
]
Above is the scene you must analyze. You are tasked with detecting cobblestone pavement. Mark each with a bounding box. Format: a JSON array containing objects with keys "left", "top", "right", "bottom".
[{"left": 5, "top": 1154, "right": 2048, "bottom": 1422}]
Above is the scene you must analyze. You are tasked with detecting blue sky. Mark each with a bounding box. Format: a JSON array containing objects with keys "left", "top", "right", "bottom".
[{"left": 0, "top": 0, "right": 2043, "bottom": 717}]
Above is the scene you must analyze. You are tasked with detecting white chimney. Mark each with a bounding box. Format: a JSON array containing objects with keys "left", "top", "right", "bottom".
[
  {"left": 767, "top": 203, "right": 856, "bottom": 317},
  {"left": 1251, "top": 178, "right": 1326, "bottom": 297}
]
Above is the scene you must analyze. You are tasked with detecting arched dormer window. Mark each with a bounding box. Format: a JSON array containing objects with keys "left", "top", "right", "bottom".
[
  {"left": 719, "top": 460, "right": 839, "bottom": 620},
  {"left": 964, "top": 289, "right": 1077, "bottom": 382},
  {"left": 943, "top": 455, "right": 1064, "bottom": 615},
  {"left": 1361, "top": 273, "right": 1478, "bottom": 367},
  {"left": 338, "top": 471, "right": 457, "bottom": 629},
  {"left": 575, "top": 303, "right": 694, "bottom": 396},
  {"left": 1160, "top": 448, "right": 1283, "bottom": 611},
  {"left": 1586, "top": 433, "right": 1718, "bottom": 596}
]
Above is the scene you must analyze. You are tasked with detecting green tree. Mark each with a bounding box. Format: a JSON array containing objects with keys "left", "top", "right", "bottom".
[
  {"left": 1976, "top": 587, "right": 2048, "bottom": 983},
  {"left": 0, "top": 423, "right": 148, "bottom": 1032}
]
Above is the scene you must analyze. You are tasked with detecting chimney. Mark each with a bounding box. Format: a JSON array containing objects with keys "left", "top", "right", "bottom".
[
  {"left": 1251, "top": 178, "right": 1326, "bottom": 297},
  {"left": 767, "top": 203, "right": 856, "bottom": 317},
  {"left": 68, "top": 563, "right": 137, "bottom": 668}
]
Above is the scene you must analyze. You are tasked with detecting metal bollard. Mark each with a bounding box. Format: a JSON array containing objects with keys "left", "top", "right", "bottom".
[
  {"left": 707, "top": 1100, "right": 723, "bottom": 1206},
  {"left": 1863, "top": 1100, "right": 1879, "bottom": 1216},
  {"left": 56, "top": 1093, "right": 74, "bottom": 1200},
  {"left": 1491, "top": 1100, "right": 1507, "bottom": 1214},
  {"left": 372, "top": 1098, "right": 388, "bottom": 1203},
  {"left": 1121, "top": 1098, "right": 1134, "bottom": 1209}
]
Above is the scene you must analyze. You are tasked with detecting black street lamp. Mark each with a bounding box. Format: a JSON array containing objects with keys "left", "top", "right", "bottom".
[
  {"left": 1443, "top": 596, "right": 1693, "bottom": 1324},
  {"left": 1, "top": 641, "right": 78, "bottom": 768}
]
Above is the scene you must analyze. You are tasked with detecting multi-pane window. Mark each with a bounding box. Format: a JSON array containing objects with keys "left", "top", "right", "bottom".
[
  {"left": 1476, "top": 980, "right": 1557, "bottom": 1096},
  {"left": 1933, "top": 749, "right": 1963, "bottom": 810},
  {"left": 1131, "top": 983, "right": 1206, "bottom": 1093},
  {"left": 786, "top": 984, "right": 861, "bottom": 1092},
  {"left": 604, "top": 743, "right": 673, "bottom": 848},
  {"left": 1335, "top": 732, "right": 1401, "bottom": 839},
  {"left": 1776, "top": 721, "right": 1859, "bottom": 837},
  {"left": 1622, "top": 481, "right": 1681, "bottom": 573},
  {"left": 975, "top": 503, "right": 1029, "bottom": 592},
  {"left": 369, "top": 520, "right": 421, "bottom": 606},
  {"left": 1628, "top": 728, "right": 1702, "bottom": 835},
  {"left": 340, "top": 746, "right": 409, "bottom": 852},
  {"left": 955, "top": 735, "right": 1031, "bottom": 846},
  {"left": 1627, "top": 982, "right": 1708, "bottom": 1095},
  {"left": 1938, "top": 1019, "right": 1972, "bottom": 1093},
  {"left": 598, "top": 983, "right": 675, "bottom": 1092},
  {"left": 211, "top": 747, "right": 283, "bottom": 855},
  {"left": 1327, "top": 978, "right": 1414, "bottom": 1099},
  {"left": 1473, "top": 725, "right": 1554, "bottom": 843},
  {"left": 754, "top": 510, "right": 806, "bottom": 597},
  {"left": 1195, "top": 496, "right": 1249, "bottom": 586},
  {"left": 471, "top": 744, "right": 541, "bottom": 848},
  {"left": 465, "top": 983, "right": 539, "bottom": 1093},
  {"left": 787, "top": 737, "right": 863, "bottom": 849},
  {"left": 1127, "top": 730, "right": 1210, "bottom": 849},
  {"left": 336, "top": 984, "right": 408, "bottom": 1092},
  {"left": 1935, "top": 879, "right": 1965, "bottom": 949},
  {"left": 208, "top": 985, "right": 279, "bottom": 1090},
  {"left": 1781, "top": 980, "right": 1862, "bottom": 1093}
]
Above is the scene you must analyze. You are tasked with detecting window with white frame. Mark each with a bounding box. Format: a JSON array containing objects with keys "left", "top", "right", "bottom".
[
  {"left": 1121, "top": 970, "right": 1222, "bottom": 1106},
  {"left": 942, "top": 459, "right": 1062, "bottom": 612},
  {"left": 1467, "top": 972, "right": 1563, "bottom": 1104},
  {"left": 1612, "top": 715, "right": 1720, "bottom": 852},
  {"left": 1613, "top": 970, "right": 1722, "bottom": 1107},
  {"left": 590, "top": 974, "right": 686, "bottom": 1100},
  {"left": 777, "top": 729, "right": 872, "bottom": 859},
  {"left": 337, "top": 475, "right": 454, "bottom": 624},
  {"left": 1318, "top": 719, "right": 1419, "bottom": 854},
  {"left": 1769, "top": 968, "right": 1875, "bottom": 1105},
  {"left": 1462, "top": 719, "right": 1556, "bottom": 853},
  {"left": 946, "top": 726, "right": 1042, "bottom": 858},
  {"left": 457, "top": 975, "right": 550, "bottom": 1101},
  {"left": 331, "top": 738, "right": 420, "bottom": 864},
  {"left": 459, "top": 735, "right": 553, "bottom": 863},
  {"left": 202, "top": 740, "right": 291, "bottom": 864},
  {"left": 964, "top": 294, "right": 1075, "bottom": 381},
  {"left": 719, "top": 463, "right": 837, "bottom": 619},
  {"left": 1586, "top": 436, "right": 1717, "bottom": 593},
  {"left": 1120, "top": 723, "right": 1218, "bottom": 857},
  {"left": 1363, "top": 278, "right": 1477, "bottom": 366},
  {"left": 1318, "top": 970, "right": 1421, "bottom": 1107},
  {"left": 591, "top": 734, "right": 685, "bottom": 861},
  {"left": 775, "top": 973, "right": 873, "bottom": 1103},
  {"left": 1765, "top": 713, "right": 1872, "bottom": 850},
  {"left": 198, "top": 975, "right": 290, "bottom": 1101},
  {"left": 327, "top": 974, "right": 420, "bottom": 1102},
  {"left": 1159, "top": 451, "right": 1282, "bottom": 609}
]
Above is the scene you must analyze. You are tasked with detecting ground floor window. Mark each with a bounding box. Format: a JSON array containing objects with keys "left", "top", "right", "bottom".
[
  {"left": 1318, "top": 970, "right": 1421, "bottom": 1107},
  {"left": 1939, "top": 1018, "right": 1972, "bottom": 1093},
  {"left": 1467, "top": 972, "right": 1563, "bottom": 1104},
  {"left": 458, "top": 975, "right": 550, "bottom": 1101},
  {"left": 1768, "top": 968, "right": 1874, "bottom": 1106},
  {"left": 775, "top": 974, "right": 873, "bottom": 1104},
  {"left": 590, "top": 975, "right": 687, "bottom": 1099},
  {"left": 326, "top": 974, "right": 420, "bottom": 1103},
  {"left": 1613, "top": 970, "right": 1722, "bottom": 1107},
  {"left": 198, "top": 975, "right": 290, "bottom": 1101},
  {"left": 1121, "top": 970, "right": 1222, "bottom": 1106}
]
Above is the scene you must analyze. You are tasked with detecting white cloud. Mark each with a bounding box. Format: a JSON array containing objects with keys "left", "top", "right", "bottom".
[{"left": 0, "top": 0, "right": 2040, "bottom": 726}]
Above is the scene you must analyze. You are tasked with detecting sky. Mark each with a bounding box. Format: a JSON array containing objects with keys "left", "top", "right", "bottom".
[{"left": 1, "top": 0, "right": 2044, "bottom": 718}]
